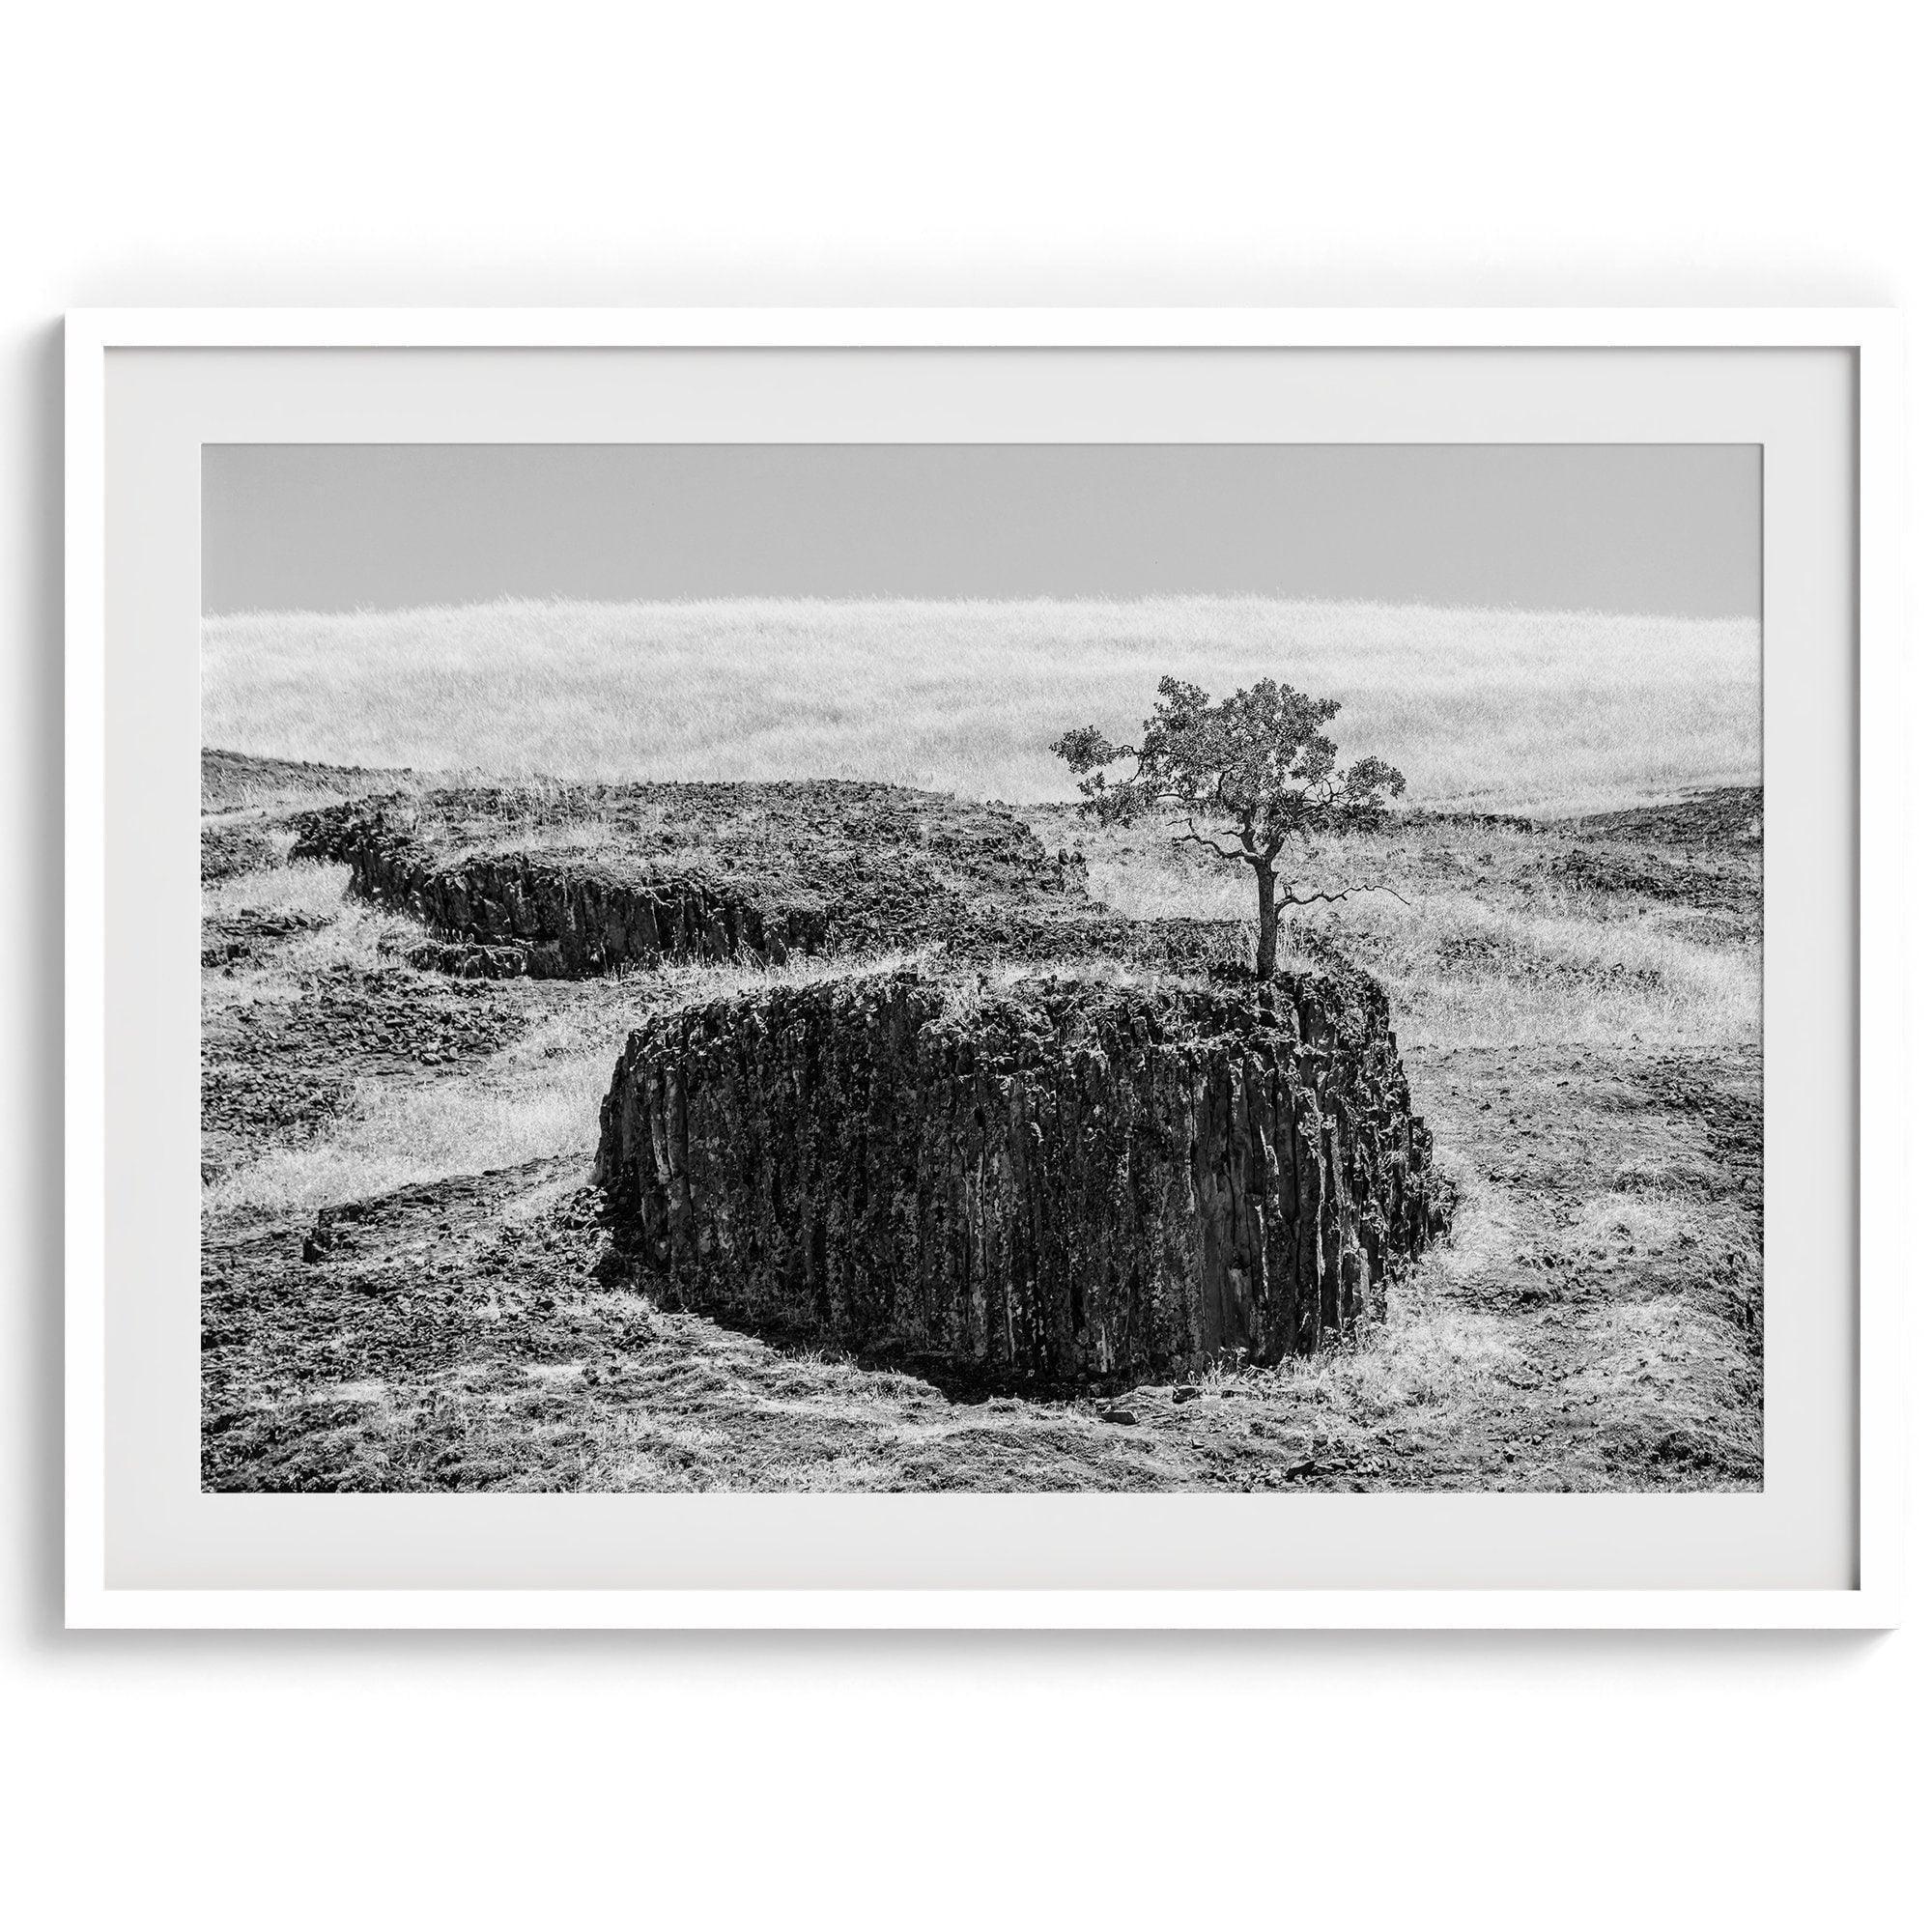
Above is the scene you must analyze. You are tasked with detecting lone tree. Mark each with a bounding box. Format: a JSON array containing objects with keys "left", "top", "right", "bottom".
[{"left": 1053, "top": 676, "right": 1406, "bottom": 980}]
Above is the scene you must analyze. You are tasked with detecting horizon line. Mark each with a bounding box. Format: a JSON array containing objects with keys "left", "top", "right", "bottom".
[{"left": 202, "top": 589, "right": 1764, "bottom": 628}]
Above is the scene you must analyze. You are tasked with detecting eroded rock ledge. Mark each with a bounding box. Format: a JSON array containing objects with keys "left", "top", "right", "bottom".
[
  {"left": 594, "top": 966, "right": 1447, "bottom": 1389},
  {"left": 290, "top": 781, "right": 1243, "bottom": 978}
]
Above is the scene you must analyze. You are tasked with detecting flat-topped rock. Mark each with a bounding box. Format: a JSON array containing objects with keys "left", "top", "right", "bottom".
[
  {"left": 594, "top": 965, "right": 1448, "bottom": 1389},
  {"left": 290, "top": 779, "right": 1233, "bottom": 978}
]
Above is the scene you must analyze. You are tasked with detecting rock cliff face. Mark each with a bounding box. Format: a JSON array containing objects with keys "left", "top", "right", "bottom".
[
  {"left": 294, "top": 802, "right": 827, "bottom": 976},
  {"left": 290, "top": 783, "right": 1239, "bottom": 979},
  {"left": 594, "top": 967, "right": 1446, "bottom": 1388}
]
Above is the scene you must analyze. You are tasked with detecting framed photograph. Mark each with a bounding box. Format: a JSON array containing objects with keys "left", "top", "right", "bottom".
[{"left": 66, "top": 309, "right": 1902, "bottom": 1629}]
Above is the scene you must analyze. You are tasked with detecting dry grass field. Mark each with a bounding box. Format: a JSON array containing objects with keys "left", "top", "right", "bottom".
[
  {"left": 201, "top": 755, "right": 1762, "bottom": 1492},
  {"left": 204, "top": 595, "right": 1760, "bottom": 815},
  {"left": 201, "top": 593, "right": 1761, "bottom": 1492}
]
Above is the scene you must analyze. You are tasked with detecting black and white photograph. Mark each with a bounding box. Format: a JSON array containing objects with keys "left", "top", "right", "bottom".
[
  {"left": 17, "top": 3, "right": 1929, "bottom": 1921},
  {"left": 199, "top": 440, "right": 1763, "bottom": 1495}
]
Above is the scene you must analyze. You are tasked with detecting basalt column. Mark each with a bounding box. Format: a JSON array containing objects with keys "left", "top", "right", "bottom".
[{"left": 594, "top": 968, "right": 1446, "bottom": 1389}]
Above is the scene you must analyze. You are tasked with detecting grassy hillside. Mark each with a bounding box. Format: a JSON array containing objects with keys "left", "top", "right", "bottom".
[{"left": 203, "top": 596, "right": 1760, "bottom": 816}]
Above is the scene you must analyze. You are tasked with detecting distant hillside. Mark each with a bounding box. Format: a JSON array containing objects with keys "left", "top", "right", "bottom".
[{"left": 202, "top": 595, "right": 1761, "bottom": 817}]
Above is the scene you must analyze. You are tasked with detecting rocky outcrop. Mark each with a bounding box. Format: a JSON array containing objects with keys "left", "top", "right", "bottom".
[
  {"left": 292, "top": 799, "right": 825, "bottom": 977},
  {"left": 290, "top": 783, "right": 1224, "bottom": 980},
  {"left": 199, "top": 964, "right": 523, "bottom": 1181},
  {"left": 594, "top": 966, "right": 1447, "bottom": 1389},
  {"left": 1563, "top": 784, "right": 1763, "bottom": 847}
]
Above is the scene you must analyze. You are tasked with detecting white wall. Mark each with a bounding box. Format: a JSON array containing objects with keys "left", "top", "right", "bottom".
[{"left": 5, "top": 4, "right": 1923, "bottom": 1925}]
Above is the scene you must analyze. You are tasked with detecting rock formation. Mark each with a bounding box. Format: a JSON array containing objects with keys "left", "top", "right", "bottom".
[
  {"left": 290, "top": 782, "right": 1240, "bottom": 978},
  {"left": 594, "top": 966, "right": 1446, "bottom": 1388}
]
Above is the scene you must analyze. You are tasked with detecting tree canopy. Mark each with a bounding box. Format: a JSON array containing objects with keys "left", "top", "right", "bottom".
[{"left": 1052, "top": 675, "right": 1406, "bottom": 977}]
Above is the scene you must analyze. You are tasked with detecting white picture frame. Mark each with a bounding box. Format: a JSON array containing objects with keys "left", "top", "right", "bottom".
[{"left": 65, "top": 307, "right": 1904, "bottom": 1630}]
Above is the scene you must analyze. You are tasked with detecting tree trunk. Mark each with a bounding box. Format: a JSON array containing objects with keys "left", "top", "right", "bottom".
[{"left": 1253, "top": 860, "right": 1279, "bottom": 980}]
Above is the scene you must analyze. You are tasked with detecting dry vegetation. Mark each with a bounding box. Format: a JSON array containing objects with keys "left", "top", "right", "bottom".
[
  {"left": 1052, "top": 809, "right": 1759, "bottom": 1052},
  {"left": 201, "top": 594, "right": 1762, "bottom": 1492},
  {"left": 204, "top": 595, "right": 1760, "bottom": 814},
  {"left": 203, "top": 769, "right": 1762, "bottom": 1492}
]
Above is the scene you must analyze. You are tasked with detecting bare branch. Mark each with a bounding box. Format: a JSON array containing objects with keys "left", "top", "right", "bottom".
[
  {"left": 1275, "top": 880, "right": 1414, "bottom": 912},
  {"left": 1179, "top": 820, "right": 1249, "bottom": 863}
]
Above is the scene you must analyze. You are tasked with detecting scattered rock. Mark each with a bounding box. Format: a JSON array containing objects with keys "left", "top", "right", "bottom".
[
  {"left": 1551, "top": 845, "right": 1757, "bottom": 920},
  {"left": 201, "top": 907, "right": 327, "bottom": 967},
  {"left": 200, "top": 820, "right": 282, "bottom": 883},
  {"left": 200, "top": 965, "right": 526, "bottom": 1178}
]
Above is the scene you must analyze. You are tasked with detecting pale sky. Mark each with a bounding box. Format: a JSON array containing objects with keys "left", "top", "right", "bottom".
[{"left": 204, "top": 442, "right": 1760, "bottom": 618}]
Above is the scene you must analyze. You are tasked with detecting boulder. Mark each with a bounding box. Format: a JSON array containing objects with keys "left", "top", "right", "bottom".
[{"left": 594, "top": 966, "right": 1446, "bottom": 1388}]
